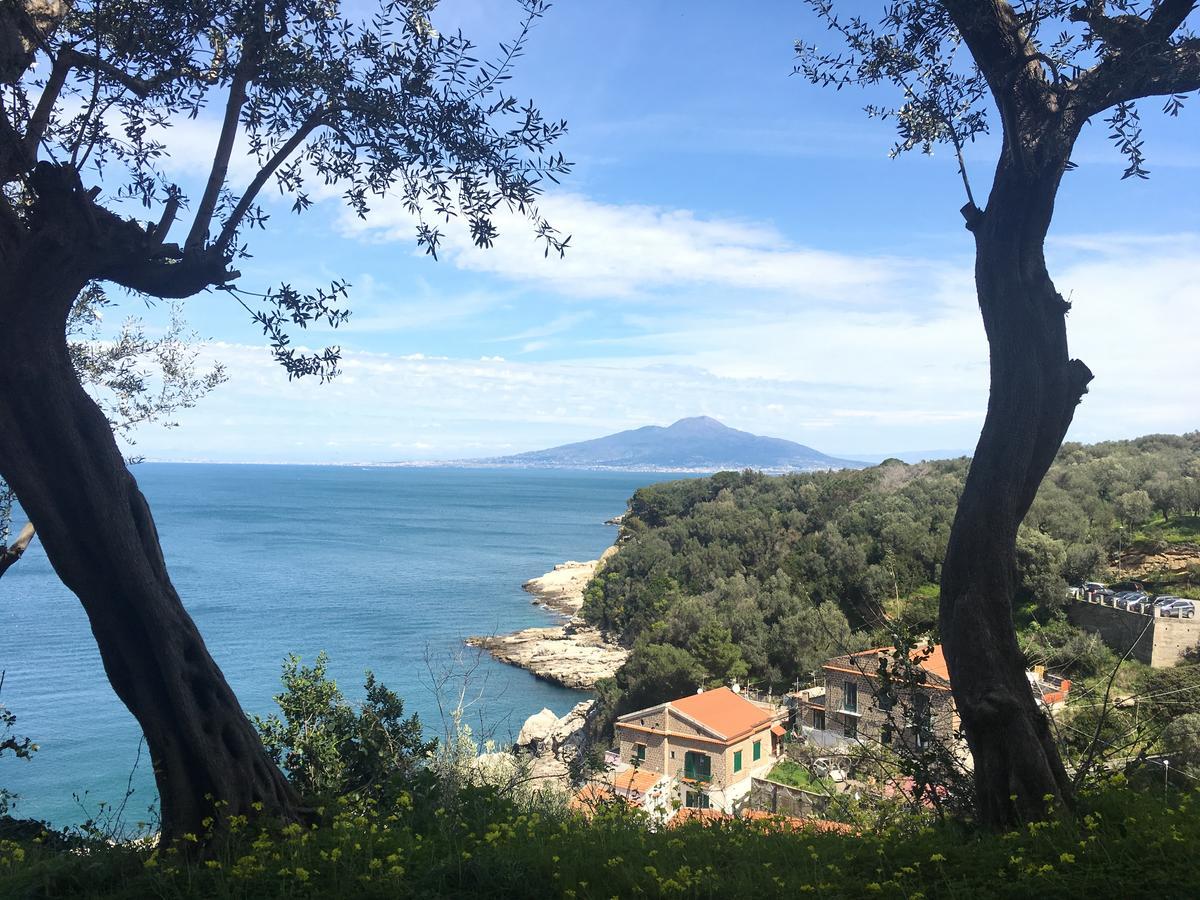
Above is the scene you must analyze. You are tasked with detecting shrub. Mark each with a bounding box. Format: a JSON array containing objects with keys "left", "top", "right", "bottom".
[{"left": 253, "top": 653, "right": 434, "bottom": 804}]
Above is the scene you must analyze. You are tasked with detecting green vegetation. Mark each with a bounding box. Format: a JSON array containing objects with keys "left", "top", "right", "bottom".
[
  {"left": 766, "top": 759, "right": 835, "bottom": 793},
  {"left": 583, "top": 434, "right": 1200, "bottom": 728},
  {"left": 2, "top": 784, "right": 1197, "bottom": 898},
  {"left": 253, "top": 653, "right": 434, "bottom": 805},
  {"left": 1135, "top": 514, "right": 1200, "bottom": 546},
  {"left": 6, "top": 655, "right": 1200, "bottom": 898}
]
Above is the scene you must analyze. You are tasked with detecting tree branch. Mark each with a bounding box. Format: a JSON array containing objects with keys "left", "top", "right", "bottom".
[
  {"left": 185, "top": 3, "right": 265, "bottom": 252},
  {"left": 1146, "top": 0, "right": 1198, "bottom": 43},
  {"left": 1076, "top": 38, "right": 1200, "bottom": 115},
  {"left": 214, "top": 111, "right": 324, "bottom": 252},
  {"left": 22, "top": 44, "right": 72, "bottom": 157},
  {"left": 0, "top": 522, "right": 35, "bottom": 579},
  {"left": 939, "top": 0, "right": 1044, "bottom": 110},
  {"left": 62, "top": 47, "right": 188, "bottom": 98}
]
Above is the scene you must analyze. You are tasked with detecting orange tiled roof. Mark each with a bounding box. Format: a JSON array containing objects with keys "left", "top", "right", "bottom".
[
  {"left": 741, "top": 810, "right": 856, "bottom": 833},
  {"left": 670, "top": 687, "right": 774, "bottom": 740},
  {"left": 607, "top": 767, "right": 662, "bottom": 797},
  {"left": 669, "top": 807, "right": 855, "bottom": 833},
  {"left": 827, "top": 644, "right": 950, "bottom": 684},
  {"left": 569, "top": 783, "right": 618, "bottom": 811},
  {"left": 669, "top": 807, "right": 727, "bottom": 826}
]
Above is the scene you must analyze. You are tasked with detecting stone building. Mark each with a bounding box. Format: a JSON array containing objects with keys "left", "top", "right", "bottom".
[
  {"left": 613, "top": 686, "right": 786, "bottom": 813},
  {"left": 795, "top": 644, "right": 1070, "bottom": 752},
  {"left": 797, "top": 644, "right": 958, "bottom": 751}
]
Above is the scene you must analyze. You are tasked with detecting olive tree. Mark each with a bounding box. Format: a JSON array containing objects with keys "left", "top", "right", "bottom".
[
  {"left": 797, "top": 0, "right": 1199, "bottom": 826},
  {"left": 0, "top": 0, "right": 568, "bottom": 841},
  {"left": 1, "top": 289, "right": 226, "bottom": 578}
]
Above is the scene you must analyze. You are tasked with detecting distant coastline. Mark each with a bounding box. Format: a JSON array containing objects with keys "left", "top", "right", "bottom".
[{"left": 139, "top": 458, "right": 853, "bottom": 474}]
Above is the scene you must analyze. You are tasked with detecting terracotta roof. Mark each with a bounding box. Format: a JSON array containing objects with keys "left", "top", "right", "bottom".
[
  {"left": 570, "top": 769, "right": 662, "bottom": 814},
  {"left": 826, "top": 644, "right": 950, "bottom": 685},
  {"left": 669, "top": 687, "right": 774, "bottom": 740},
  {"left": 771, "top": 724, "right": 786, "bottom": 737},
  {"left": 607, "top": 767, "right": 662, "bottom": 797},
  {"left": 569, "top": 783, "right": 619, "bottom": 812},
  {"left": 669, "top": 807, "right": 727, "bottom": 826},
  {"left": 669, "top": 807, "right": 855, "bottom": 833},
  {"left": 741, "top": 810, "right": 856, "bottom": 833}
]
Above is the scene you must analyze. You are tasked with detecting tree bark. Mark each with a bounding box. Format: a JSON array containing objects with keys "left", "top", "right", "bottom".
[
  {"left": 0, "top": 224, "right": 299, "bottom": 843},
  {"left": 939, "top": 152, "right": 1092, "bottom": 828}
]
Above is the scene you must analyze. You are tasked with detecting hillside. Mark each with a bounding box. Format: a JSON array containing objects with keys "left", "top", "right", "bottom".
[
  {"left": 486, "top": 416, "right": 866, "bottom": 472},
  {"left": 582, "top": 433, "right": 1200, "bottom": 724}
]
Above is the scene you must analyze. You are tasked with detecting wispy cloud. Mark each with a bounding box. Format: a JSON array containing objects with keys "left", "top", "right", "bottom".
[
  {"left": 494, "top": 311, "right": 594, "bottom": 342},
  {"left": 339, "top": 191, "right": 934, "bottom": 304},
  {"left": 121, "top": 211, "right": 1197, "bottom": 462}
]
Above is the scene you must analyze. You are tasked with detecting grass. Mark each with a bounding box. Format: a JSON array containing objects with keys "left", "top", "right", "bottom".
[
  {"left": 4, "top": 782, "right": 1196, "bottom": 898},
  {"left": 765, "top": 759, "right": 836, "bottom": 794},
  {"left": 1133, "top": 514, "right": 1200, "bottom": 546}
]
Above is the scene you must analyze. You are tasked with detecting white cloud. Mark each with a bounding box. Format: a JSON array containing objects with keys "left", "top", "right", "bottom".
[
  {"left": 339, "top": 191, "right": 931, "bottom": 303},
  {"left": 123, "top": 216, "right": 1196, "bottom": 462},
  {"left": 494, "top": 311, "right": 594, "bottom": 342}
]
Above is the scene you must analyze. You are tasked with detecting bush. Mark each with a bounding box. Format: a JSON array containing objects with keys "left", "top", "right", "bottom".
[
  {"left": 2, "top": 782, "right": 1198, "bottom": 898},
  {"left": 1019, "top": 619, "right": 1119, "bottom": 678},
  {"left": 253, "top": 653, "right": 434, "bottom": 804}
]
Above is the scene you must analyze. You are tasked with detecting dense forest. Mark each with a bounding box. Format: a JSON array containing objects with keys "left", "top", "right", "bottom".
[{"left": 584, "top": 434, "right": 1200, "bottom": 721}]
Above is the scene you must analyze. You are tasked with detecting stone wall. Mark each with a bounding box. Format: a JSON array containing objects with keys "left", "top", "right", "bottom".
[
  {"left": 1067, "top": 600, "right": 1200, "bottom": 667},
  {"left": 749, "top": 777, "right": 831, "bottom": 818}
]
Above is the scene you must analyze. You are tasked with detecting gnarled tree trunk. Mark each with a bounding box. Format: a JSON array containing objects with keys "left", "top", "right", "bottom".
[
  {"left": 939, "top": 150, "right": 1091, "bottom": 828},
  {"left": 0, "top": 209, "right": 299, "bottom": 842}
]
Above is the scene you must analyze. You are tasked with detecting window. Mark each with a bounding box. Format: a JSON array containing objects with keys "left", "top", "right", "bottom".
[
  {"left": 843, "top": 681, "right": 858, "bottom": 714},
  {"left": 877, "top": 690, "right": 895, "bottom": 712},
  {"left": 635, "top": 743, "right": 646, "bottom": 762},
  {"left": 813, "top": 710, "right": 825, "bottom": 731},
  {"left": 685, "top": 791, "right": 711, "bottom": 809},
  {"left": 684, "top": 751, "right": 711, "bottom": 781},
  {"left": 914, "top": 694, "right": 932, "bottom": 748},
  {"left": 733, "top": 750, "right": 742, "bottom": 773},
  {"left": 752, "top": 740, "right": 761, "bottom": 762},
  {"left": 843, "top": 716, "right": 858, "bottom": 739},
  {"left": 670, "top": 751, "right": 675, "bottom": 759}
]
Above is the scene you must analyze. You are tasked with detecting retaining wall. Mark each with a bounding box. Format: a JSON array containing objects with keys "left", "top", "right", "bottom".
[{"left": 1067, "top": 599, "right": 1200, "bottom": 667}]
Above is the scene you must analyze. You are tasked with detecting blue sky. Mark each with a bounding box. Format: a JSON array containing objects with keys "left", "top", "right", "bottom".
[{"left": 105, "top": 0, "right": 1199, "bottom": 463}]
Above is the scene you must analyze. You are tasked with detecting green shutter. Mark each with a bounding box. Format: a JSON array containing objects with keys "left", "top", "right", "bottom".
[
  {"left": 733, "top": 750, "right": 742, "bottom": 773},
  {"left": 636, "top": 743, "right": 646, "bottom": 760},
  {"left": 753, "top": 740, "right": 761, "bottom": 761}
]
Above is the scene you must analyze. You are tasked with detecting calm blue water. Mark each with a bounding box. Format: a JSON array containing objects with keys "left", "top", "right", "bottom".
[{"left": 0, "top": 464, "right": 674, "bottom": 827}]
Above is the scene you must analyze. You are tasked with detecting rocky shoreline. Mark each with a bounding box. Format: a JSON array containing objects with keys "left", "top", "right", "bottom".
[{"left": 467, "top": 546, "right": 627, "bottom": 690}]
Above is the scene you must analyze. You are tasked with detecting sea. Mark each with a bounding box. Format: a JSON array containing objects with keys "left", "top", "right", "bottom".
[{"left": 0, "top": 464, "right": 677, "bottom": 828}]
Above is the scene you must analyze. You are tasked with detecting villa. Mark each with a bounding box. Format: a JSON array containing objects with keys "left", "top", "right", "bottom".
[
  {"left": 795, "top": 643, "right": 1070, "bottom": 751},
  {"left": 611, "top": 686, "right": 786, "bottom": 813}
]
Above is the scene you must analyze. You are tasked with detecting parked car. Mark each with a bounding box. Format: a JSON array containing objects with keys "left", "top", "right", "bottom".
[
  {"left": 1110, "top": 580, "right": 1150, "bottom": 594},
  {"left": 1160, "top": 600, "right": 1196, "bottom": 619},
  {"left": 1153, "top": 595, "right": 1183, "bottom": 608},
  {"left": 1116, "top": 592, "right": 1150, "bottom": 610},
  {"left": 1083, "top": 581, "right": 1106, "bottom": 593}
]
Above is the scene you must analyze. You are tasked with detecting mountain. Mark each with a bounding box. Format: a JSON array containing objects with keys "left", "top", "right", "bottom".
[{"left": 484, "top": 417, "right": 867, "bottom": 472}]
